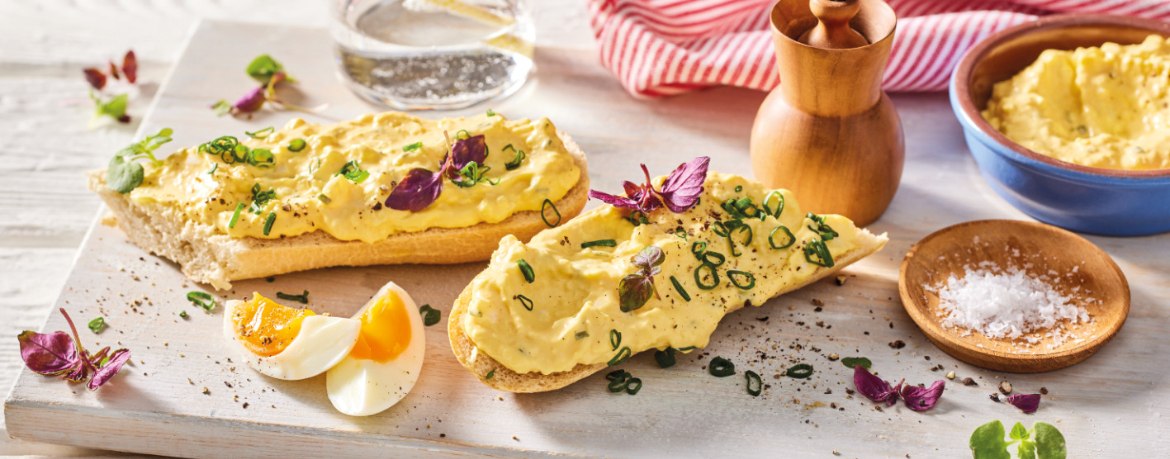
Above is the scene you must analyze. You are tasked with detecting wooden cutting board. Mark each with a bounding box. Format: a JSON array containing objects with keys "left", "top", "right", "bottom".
[{"left": 7, "top": 20, "right": 1170, "bottom": 458}]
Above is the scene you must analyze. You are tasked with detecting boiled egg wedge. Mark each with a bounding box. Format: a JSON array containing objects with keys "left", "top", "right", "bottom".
[
  {"left": 326, "top": 282, "right": 426, "bottom": 416},
  {"left": 224, "top": 293, "right": 361, "bottom": 381}
]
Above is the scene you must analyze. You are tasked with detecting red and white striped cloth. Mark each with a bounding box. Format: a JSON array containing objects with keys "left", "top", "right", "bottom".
[{"left": 587, "top": 0, "right": 1170, "bottom": 97}]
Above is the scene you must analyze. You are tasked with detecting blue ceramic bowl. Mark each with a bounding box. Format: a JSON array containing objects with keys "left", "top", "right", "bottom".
[{"left": 950, "top": 15, "right": 1170, "bottom": 236}]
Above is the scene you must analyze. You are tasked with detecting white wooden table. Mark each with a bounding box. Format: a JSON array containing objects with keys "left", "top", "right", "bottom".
[{"left": 0, "top": 1, "right": 592, "bottom": 456}]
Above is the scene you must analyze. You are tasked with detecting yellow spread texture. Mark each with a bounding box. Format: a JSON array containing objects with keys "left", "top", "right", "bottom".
[
  {"left": 461, "top": 172, "right": 862, "bottom": 375},
  {"left": 129, "top": 112, "right": 580, "bottom": 242},
  {"left": 982, "top": 35, "right": 1170, "bottom": 170}
]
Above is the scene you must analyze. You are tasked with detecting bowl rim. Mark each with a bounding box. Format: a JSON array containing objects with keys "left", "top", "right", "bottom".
[{"left": 952, "top": 14, "right": 1170, "bottom": 179}]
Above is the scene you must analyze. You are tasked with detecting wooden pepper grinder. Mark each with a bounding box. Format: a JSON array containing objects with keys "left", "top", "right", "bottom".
[{"left": 750, "top": 0, "right": 903, "bottom": 226}]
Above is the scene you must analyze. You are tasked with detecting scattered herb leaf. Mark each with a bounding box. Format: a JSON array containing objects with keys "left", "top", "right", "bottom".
[{"left": 106, "top": 128, "right": 174, "bottom": 193}]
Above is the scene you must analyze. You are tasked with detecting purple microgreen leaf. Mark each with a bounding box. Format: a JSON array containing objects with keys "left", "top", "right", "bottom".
[
  {"left": 386, "top": 168, "right": 445, "bottom": 212},
  {"left": 1005, "top": 393, "right": 1041, "bottom": 414},
  {"left": 232, "top": 86, "right": 268, "bottom": 114},
  {"left": 123, "top": 50, "right": 138, "bottom": 84},
  {"left": 588, "top": 189, "right": 643, "bottom": 210},
  {"left": 618, "top": 273, "right": 656, "bottom": 313},
  {"left": 83, "top": 68, "right": 107, "bottom": 90},
  {"left": 17, "top": 331, "right": 79, "bottom": 376},
  {"left": 633, "top": 245, "right": 665, "bottom": 270},
  {"left": 900, "top": 380, "right": 946, "bottom": 411},
  {"left": 655, "top": 156, "right": 709, "bottom": 213},
  {"left": 446, "top": 134, "right": 488, "bottom": 179},
  {"left": 853, "top": 365, "right": 901, "bottom": 406},
  {"left": 108, "top": 61, "right": 121, "bottom": 80},
  {"left": 87, "top": 348, "right": 130, "bottom": 391}
]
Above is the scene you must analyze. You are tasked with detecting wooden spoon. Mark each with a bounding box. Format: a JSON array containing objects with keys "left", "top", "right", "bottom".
[{"left": 899, "top": 220, "right": 1130, "bottom": 373}]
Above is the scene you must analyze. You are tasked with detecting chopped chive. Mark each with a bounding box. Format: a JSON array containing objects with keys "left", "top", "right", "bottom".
[
  {"left": 804, "top": 239, "right": 835, "bottom": 267},
  {"left": 735, "top": 185, "right": 743, "bottom": 192},
  {"left": 745, "top": 370, "right": 762, "bottom": 396},
  {"left": 245, "top": 126, "right": 275, "bottom": 138},
  {"left": 403, "top": 141, "right": 423, "bottom": 152},
  {"left": 691, "top": 241, "right": 707, "bottom": 260},
  {"left": 709, "top": 356, "right": 735, "bottom": 377},
  {"left": 262, "top": 212, "right": 276, "bottom": 236},
  {"left": 288, "top": 139, "right": 307, "bottom": 152},
  {"left": 625, "top": 377, "right": 642, "bottom": 395},
  {"left": 726, "top": 224, "right": 752, "bottom": 257},
  {"left": 606, "top": 369, "right": 631, "bottom": 392},
  {"left": 186, "top": 291, "right": 216, "bottom": 311},
  {"left": 337, "top": 160, "right": 369, "bottom": 183},
  {"left": 762, "top": 191, "right": 785, "bottom": 218},
  {"left": 675, "top": 228, "right": 687, "bottom": 239},
  {"left": 517, "top": 259, "right": 535, "bottom": 283},
  {"left": 276, "top": 290, "right": 309, "bottom": 304},
  {"left": 786, "top": 363, "right": 814, "bottom": 379},
  {"left": 229, "top": 202, "right": 245, "bottom": 228},
  {"left": 207, "top": 163, "right": 218, "bottom": 175},
  {"left": 677, "top": 346, "right": 697, "bottom": 352},
  {"left": 607, "top": 346, "right": 632, "bottom": 366},
  {"left": 728, "top": 270, "right": 756, "bottom": 289},
  {"left": 485, "top": 369, "right": 495, "bottom": 380},
  {"left": 581, "top": 239, "right": 617, "bottom": 249},
  {"left": 701, "top": 250, "right": 726, "bottom": 267},
  {"left": 317, "top": 193, "right": 331, "bottom": 204},
  {"left": 179, "top": 310, "right": 188, "bottom": 319},
  {"left": 503, "top": 144, "right": 526, "bottom": 170},
  {"left": 669, "top": 275, "right": 691, "bottom": 301},
  {"left": 694, "top": 264, "right": 720, "bottom": 290},
  {"left": 654, "top": 348, "right": 676, "bottom": 368},
  {"left": 266, "top": 276, "right": 275, "bottom": 282},
  {"left": 419, "top": 304, "right": 441, "bottom": 326},
  {"left": 516, "top": 294, "right": 533, "bottom": 311},
  {"left": 88, "top": 317, "right": 106, "bottom": 333},
  {"left": 455, "top": 129, "right": 471, "bottom": 140},
  {"left": 575, "top": 331, "right": 589, "bottom": 340},
  {"left": 769, "top": 225, "right": 796, "bottom": 249},
  {"left": 610, "top": 329, "right": 622, "bottom": 350},
  {"left": 541, "top": 199, "right": 561, "bottom": 227}
]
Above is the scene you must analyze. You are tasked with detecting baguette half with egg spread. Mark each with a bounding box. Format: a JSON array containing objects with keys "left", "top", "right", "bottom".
[
  {"left": 88, "top": 112, "right": 588, "bottom": 290},
  {"left": 450, "top": 158, "right": 887, "bottom": 392}
]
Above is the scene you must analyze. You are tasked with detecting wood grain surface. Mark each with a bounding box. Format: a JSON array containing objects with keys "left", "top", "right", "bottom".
[{"left": 4, "top": 5, "right": 1170, "bottom": 459}]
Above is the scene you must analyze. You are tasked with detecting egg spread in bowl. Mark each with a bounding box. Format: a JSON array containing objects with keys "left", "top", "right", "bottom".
[{"left": 982, "top": 35, "right": 1170, "bottom": 171}]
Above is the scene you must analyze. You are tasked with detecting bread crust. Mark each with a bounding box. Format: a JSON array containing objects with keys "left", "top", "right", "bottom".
[
  {"left": 87, "top": 132, "right": 589, "bottom": 291},
  {"left": 448, "top": 228, "right": 889, "bottom": 393}
]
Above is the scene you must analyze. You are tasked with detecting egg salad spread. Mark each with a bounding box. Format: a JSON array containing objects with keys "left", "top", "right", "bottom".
[
  {"left": 982, "top": 35, "right": 1170, "bottom": 170},
  {"left": 460, "top": 172, "right": 864, "bottom": 375},
  {"left": 129, "top": 112, "right": 581, "bottom": 242}
]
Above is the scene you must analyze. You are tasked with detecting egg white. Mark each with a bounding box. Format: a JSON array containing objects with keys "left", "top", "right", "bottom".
[
  {"left": 326, "top": 281, "right": 427, "bottom": 416},
  {"left": 223, "top": 299, "right": 361, "bottom": 381}
]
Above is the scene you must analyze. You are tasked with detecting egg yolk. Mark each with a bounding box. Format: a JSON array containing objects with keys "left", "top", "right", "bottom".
[
  {"left": 233, "top": 294, "right": 315, "bottom": 357},
  {"left": 349, "top": 291, "right": 412, "bottom": 362}
]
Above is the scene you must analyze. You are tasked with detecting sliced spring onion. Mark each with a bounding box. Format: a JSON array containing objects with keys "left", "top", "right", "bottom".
[
  {"left": 786, "top": 363, "right": 814, "bottom": 379},
  {"left": 675, "top": 227, "right": 687, "bottom": 239},
  {"left": 677, "top": 346, "right": 697, "bottom": 352},
  {"left": 516, "top": 294, "right": 534, "bottom": 311},
  {"left": 517, "top": 259, "right": 535, "bottom": 283},
  {"left": 762, "top": 191, "right": 785, "bottom": 219},
  {"left": 186, "top": 291, "right": 216, "bottom": 311},
  {"left": 701, "top": 250, "right": 726, "bottom": 267},
  {"left": 694, "top": 264, "right": 720, "bottom": 290},
  {"left": 403, "top": 141, "right": 423, "bottom": 152},
  {"left": 317, "top": 193, "right": 332, "bottom": 204},
  {"left": 179, "top": 310, "right": 188, "bottom": 319},
  {"left": 276, "top": 290, "right": 309, "bottom": 304},
  {"left": 625, "top": 377, "right": 643, "bottom": 395},
  {"left": 709, "top": 356, "right": 735, "bottom": 377},
  {"left": 735, "top": 185, "right": 743, "bottom": 192},
  {"left": 581, "top": 239, "right": 617, "bottom": 249},
  {"left": 610, "top": 329, "right": 621, "bottom": 350},
  {"left": 228, "top": 202, "right": 245, "bottom": 228},
  {"left": 88, "top": 317, "right": 105, "bottom": 333},
  {"left": 669, "top": 275, "right": 691, "bottom": 302},
  {"left": 207, "top": 163, "right": 218, "bottom": 175},
  {"left": 262, "top": 212, "right": 276, "bottom": 236},
  {"left": 745, "top": 370, "right": 762, "bottom": 396},
  {"left": 804, "top": 239, "right": 835, "bottom": 267},
  {"left": 728, "top": 270, "right": 756, "bottom": 289},
  {"left": 503, "top": 144, "right": 526, "bottom": 171},
  {"left": 727, "top": 223, "right": 752, "bottom": 257},
  {"left": 245, "top": 126, "right": 274, "bottom": 138},
  {"left": 288, "top": 138, "right": 307, "bottom": 152},
  {"left": 691, "top": 241, "right": 707, "bottom": 260},
  {"left": 606, "top": 369, "right": 630, "bottom": 392},
  {"left": 418, "top": 304, "right": 441, "bottom": 326},
  {"left": 541, "top": 199, "right": 561, "bottom": 227},
  {"left": 575, "top": 331, "right": 589, "bottom": 340},
  {"left": 607, "top": 346, "right": 632, "bottom": 366},
  {"left": 769, "top": 225, "right": 796, "bottom": 249},
  {"left": 455, "top": 129, "right": 471, "bottom": 140},
  {"left": 654, "top": 348, "right": 676, "bottom": 368}
]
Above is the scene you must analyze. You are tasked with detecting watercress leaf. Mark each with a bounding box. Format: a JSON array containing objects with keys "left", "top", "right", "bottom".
[
  {"left": 142, "top": 128, "right": 174, "bottom": 152},
  {"left": 853, "top": 365, "right": 900, "bottom": 406},
  {"left": 1032, "top": 422, "right": 1066, "bottom": 459},
  {"left": 95, "top": 93, "right": 130, "bottom": 123},
  {"left": 83, "top": 68, "right": 107, "bottom": 90},
  {"left": 840, "top": 357, "right": 872, "bottom": 369},
  {"left": 899, "top": 379, "right": 945, "bottom": 411},
  {"left": 107, "top": 154, "right": 144, "bottom": 194},
  {"left": 17, "top": 330, "right": 79, "bottom": 376},
  {"left": 969, "top": 420, "right": 1011, "bottom": 459},
  {"left": 122, "top": 50, "right": 138, "bottom": 84},
  {"left": 633, "top": 245, "right": 665, "bottom": 269},
  {"left": 87, "top": 348, "right": 130, "bottom": 390},
  {"left": 233, "top": 86, "right": 268, "bottom": 114},
  {"left": 386, "top": 168, "right": 444, "bottom": 212},
  {"left": 1010, "top": 422, "right": 1029, "bottom": 441},
  {"left": 655, "top": 156, "right": 709, "bottom": 213},
  {"left": 1006, "top": 393, "right": 1042, "bottom": 414},
  {"left": 1018, "top": 441, "right": 1037, "bottom": 459},
  {"left": 212, "top": 100, "right": 233, "bottom": 117},
  {"left": 246, "top": 54, "right": 285, "bottom": 84},
  {"left": 618, "top": 273, "right": 655, "bottom": 312}
]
